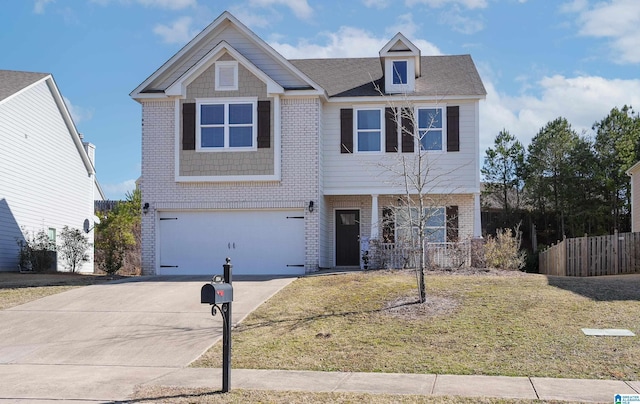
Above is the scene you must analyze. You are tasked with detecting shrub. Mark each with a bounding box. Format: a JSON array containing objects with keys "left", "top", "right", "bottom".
[
  {"left": 16, "top": 229, "right": 56, "bottom": 272},
  {"left": 483, "top": 226, "right": 526, "bottom": 271},
  {"left": 58, "top": 226, "right": 90, "bottom": 273}
]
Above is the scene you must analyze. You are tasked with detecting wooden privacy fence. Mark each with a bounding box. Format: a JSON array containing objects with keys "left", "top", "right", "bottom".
[{"left": 539, "top": 231, "right": 640, "bottom": 276}]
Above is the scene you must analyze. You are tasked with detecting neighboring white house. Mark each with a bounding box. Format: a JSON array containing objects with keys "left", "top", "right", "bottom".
[
  {"left": 131, "top": 11, "right": 486, "bottom": 276},
  {"left": 0, "top": 70, "right": 102, "bottom": 273}
]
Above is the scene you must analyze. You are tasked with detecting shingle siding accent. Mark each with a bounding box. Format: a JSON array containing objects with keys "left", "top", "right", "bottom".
[{"left": 140, "top": 97, "right": 321, "bottom": 274}]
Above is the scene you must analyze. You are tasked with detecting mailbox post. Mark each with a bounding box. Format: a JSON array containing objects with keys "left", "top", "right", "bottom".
[{"left": 200, "top": 258, "right": 233, "bottom": 392}]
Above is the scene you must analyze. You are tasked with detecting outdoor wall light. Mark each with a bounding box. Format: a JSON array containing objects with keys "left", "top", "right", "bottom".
[
  {"left": 143, "top": 202, "right": 149, "bottom": 215},
  {"left": 308, "top": 200, "right": 314, "bottom": 212}
]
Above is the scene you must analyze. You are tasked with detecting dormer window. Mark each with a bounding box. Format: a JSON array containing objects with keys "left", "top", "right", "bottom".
[
  {"left": 380, "top": 33, "right": 421, "bottom": 94},
  {"left": 392, "top": 60, "right": 408, "bottom": 85},
  {"left": 385, "top": 58, "right": 415, "bottom": 93},
  {"left": 215, "top": 61, "right": 238, "bottom": 91}
]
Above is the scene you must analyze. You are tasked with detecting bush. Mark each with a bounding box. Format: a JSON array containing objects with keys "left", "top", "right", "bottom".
[
  {"left": 483, "top": 226, "right": 526, "bottom": 271},
  {"left": 17, "top": 229, "right": 56, "bottom": 272},
  {"left": 58, "top": 226, "right": 90, "bottom": 273}
]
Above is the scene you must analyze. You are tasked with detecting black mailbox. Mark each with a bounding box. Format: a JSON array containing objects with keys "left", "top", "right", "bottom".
[{"left": 201, "top": 282, "right": 233, "bottom": 304}]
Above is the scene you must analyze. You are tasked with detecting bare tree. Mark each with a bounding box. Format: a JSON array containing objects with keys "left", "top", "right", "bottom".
[{"left": 372, "top": 92, "right": 471, "bottom": 303}]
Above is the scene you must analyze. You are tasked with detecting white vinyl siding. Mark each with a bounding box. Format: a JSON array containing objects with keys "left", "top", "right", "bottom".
[
  {"left": 322, "top": 101, "right": 479, "bottom": 195},
  {"left": 0, "top": 80, "right": 95, "bottom": 272}
]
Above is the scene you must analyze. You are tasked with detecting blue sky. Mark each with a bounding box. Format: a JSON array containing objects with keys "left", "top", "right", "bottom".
[{"left": 2, "top": 0, "right": 639, "bottom": 200}]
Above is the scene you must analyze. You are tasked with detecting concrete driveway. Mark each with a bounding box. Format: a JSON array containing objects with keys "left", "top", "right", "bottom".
[{"left": 0, "top": 275, "right": 295, "bottom": 402}]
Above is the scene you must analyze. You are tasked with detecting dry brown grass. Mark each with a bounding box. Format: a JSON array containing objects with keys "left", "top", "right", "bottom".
[
  {"left": 130, "top": 386, "right": 578, "bottom": 404},
  {"left": 193, "top": 269, "right": 640, "bottom": 380},
  {"left": 0, "top": 272, "right": 125, "bottom": 310}
]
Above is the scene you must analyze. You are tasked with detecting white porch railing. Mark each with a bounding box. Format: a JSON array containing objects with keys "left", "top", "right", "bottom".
[{"left": 376, "top": 240, "right": 471, "bottom": 269}]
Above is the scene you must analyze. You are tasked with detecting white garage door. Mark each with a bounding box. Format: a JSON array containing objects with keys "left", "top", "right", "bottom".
[{"left": 158, "top": 210, "right": 305, "bottom": 276}]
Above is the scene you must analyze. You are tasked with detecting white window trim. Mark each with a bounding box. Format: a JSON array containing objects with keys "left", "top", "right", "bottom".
[
  {"left": 415, "top": 105, "right": 446, "bottom": 153},
  {"left": 354, "top": 107, "right": 385, "bottom": 153},
  {"left": 196, "top": 97, "right": 257, "bottom": 152},
  {"left": 215, "top": 61, "right": 238, "bottom": 91},
  {"left": 385, "top": 58, "right": 415, "bottom": 94}
]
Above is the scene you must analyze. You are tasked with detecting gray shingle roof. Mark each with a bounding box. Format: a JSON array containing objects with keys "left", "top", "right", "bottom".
[
  {"left": 290, "top": 55, "right": 486, "bottom": 98},
  {"left": 0, "top": 70, "right": 49, "bottom": 102}
]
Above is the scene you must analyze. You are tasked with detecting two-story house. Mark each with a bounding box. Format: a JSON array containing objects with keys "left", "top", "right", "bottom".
[
  {"left": 131, "top": 11, "right": 486, "bottom": 276},
  {"left": 0, "top": 70, "right": 102, "bottom": 273}
]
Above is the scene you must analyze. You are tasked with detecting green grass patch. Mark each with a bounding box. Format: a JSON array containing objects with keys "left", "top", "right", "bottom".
[{"left": 192, "top": 270, "right": 640, "bottom": 380}]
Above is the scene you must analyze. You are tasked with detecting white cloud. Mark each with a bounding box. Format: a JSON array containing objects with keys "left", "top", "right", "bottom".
[
  {"left": 249, "top": 0, "right": 313, "bottom": 19},
  {"left": 565, "top": 0, "right": 640, "bottom": 64},
  {"left": 405, "top": 0, "right": 488, "bottom": 9},
  {"left": 271, "top": 25, "right": 441, "bottom": 59},
  {"left": 63, "top": 96, "right": 94, "bottom": 124},
  {"left": 362, "top": 0, "right": 391, "bottom": 8},
  {"left": 90, "top": 0, "right": 196, "bottom": 9},
  {"left": 386, "top": 13, "right": 421, "bottom": 38},
  {"left": 153, "top": 16, "right": 197, "bottom": 44},
  {"left": 33, "top": 0, "right": 54, "bottom": 14},
  {"left": 137, "top": 0, "right": 196, "bottom": 9},
  {"left": 440, "top": 6, "right": 484, "bottom": 34},
  {"left": 102, "top": 179, "right": 138, "bottom": 200},
  {"left": 480, "top": 74, "right": 640, "bottom": 155}
]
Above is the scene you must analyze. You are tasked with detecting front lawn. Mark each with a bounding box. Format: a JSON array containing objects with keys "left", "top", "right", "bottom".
[{"left": 193, "top": 270, "right": 640, "bottom": 380}]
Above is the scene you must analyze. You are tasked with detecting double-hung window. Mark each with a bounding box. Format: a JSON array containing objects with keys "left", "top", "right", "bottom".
[
  {"left": 424, "top": 207, "right": 446, "bottom": 243},
  {"left": 198, "top": 99, "right": 256, "bottom": 150},
  {"left": 418, "top": 107, "right": 444, "bottom": 151},
  {"left": 395, "top": 206, "right": 446, "bottom": 244},
  {"left": 356, "top": 108, "right": 383, "bottom": 152}
]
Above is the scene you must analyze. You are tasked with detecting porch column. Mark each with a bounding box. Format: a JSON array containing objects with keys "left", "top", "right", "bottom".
[
  {"left": 370, "top": 194, "right": 379, "bottom": 239},
  {"left": 473, "top": 192, "right": 482, "bottom": 238}
]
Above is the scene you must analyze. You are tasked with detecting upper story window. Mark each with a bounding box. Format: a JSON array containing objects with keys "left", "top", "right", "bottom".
[
  {"left": 392, "top": 61, "right": 408, "bottom": 85},
  {"left": 356, "top": 108, "right": 383, "bottom": 152},
  {"left": 418, "top": 107, "right": 444, "bottom": 151},
  {"left": 385, "top": 59, "right": 415, "bottom": 94},
  {"left": 215, "top": 61, "right": 238, "bottom": 91},
  {"left": 197, "top": 98, "right": 256, "bottom": 151}
]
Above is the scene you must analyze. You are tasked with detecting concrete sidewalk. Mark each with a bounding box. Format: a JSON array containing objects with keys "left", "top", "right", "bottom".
[{"left": 146, "top": 368, "right": 640, "bottom": 403}]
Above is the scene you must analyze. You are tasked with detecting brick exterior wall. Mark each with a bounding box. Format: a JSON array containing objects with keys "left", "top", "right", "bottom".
[{"left": 140, "top": 97, "right": 320, "bottom": 275}]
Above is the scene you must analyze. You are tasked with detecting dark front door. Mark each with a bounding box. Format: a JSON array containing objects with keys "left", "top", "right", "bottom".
[{"left": 336, "top": 210, "right": 360, "bottom": 266}]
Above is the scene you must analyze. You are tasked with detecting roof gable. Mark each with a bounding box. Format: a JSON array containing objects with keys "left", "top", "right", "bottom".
[
  {"left": 0, "top": 70, "right": 49, "bottom": 104},
  {"left": 0, "top": 70, "right": 95, "bottom": 176},
  {"left": 379, "top": 32, "right": 421, "bottom": 75},
  {"left": 164, "top": 41, "right": 284, "bottom": 97},
  {"left": 131, "top": 11, "right": 322, "bottom": 99}
]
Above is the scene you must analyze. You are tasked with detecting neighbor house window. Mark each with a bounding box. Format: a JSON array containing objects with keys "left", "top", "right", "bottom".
[
  {"left": 48, "top": 228, "right": 56, "bottom": 243},
  {"left": 197, "top": 99, "right": 256, "bottom": 150},
  {"left": 392, "top": 60, "right": 408, "bottom": 85},
  {"left": 418, "top": 107, "right": 444, "bottom": 151},
  {"left": 356, "top": 108, "right": 383, "bottom": 152},
  {"left": 215, "top": 61, "right": 238, "bottom": 91}
]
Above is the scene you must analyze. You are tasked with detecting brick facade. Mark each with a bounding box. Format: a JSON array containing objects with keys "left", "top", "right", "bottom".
[{"left": 140, "top": 97, "right": 321, "bottom": 275}]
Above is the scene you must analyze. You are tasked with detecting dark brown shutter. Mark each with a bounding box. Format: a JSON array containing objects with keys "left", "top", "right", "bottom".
[
  {"left": 257, "top": 100, "right": 271, "bottom": 148},
  {"left": 446, "top": 205, "right": 459, "bottom": 242},
  {"left": 385, "top": 107, "right": 397, "bottom": 152},
  {"left": 447, "top": 106, "right": 460, "bottom": 152},
  {"left": 401, "top": 107, "right": 414, "bottom": 153},
  {"left": 340, "top": 108, "right": 353, "bottom": 153},
  {"left": 182, "top": 102, "right": 195, "bottom": 150}
]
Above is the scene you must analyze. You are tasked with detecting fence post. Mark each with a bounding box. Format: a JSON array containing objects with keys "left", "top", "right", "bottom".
[{"left": 613, "top": 230, "right": 619, "bottom": 275}]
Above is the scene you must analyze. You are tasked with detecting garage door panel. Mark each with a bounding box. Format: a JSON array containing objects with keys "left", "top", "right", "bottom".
[{"left": 158, "top": 210, "right": 305, "bottom": 275}]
